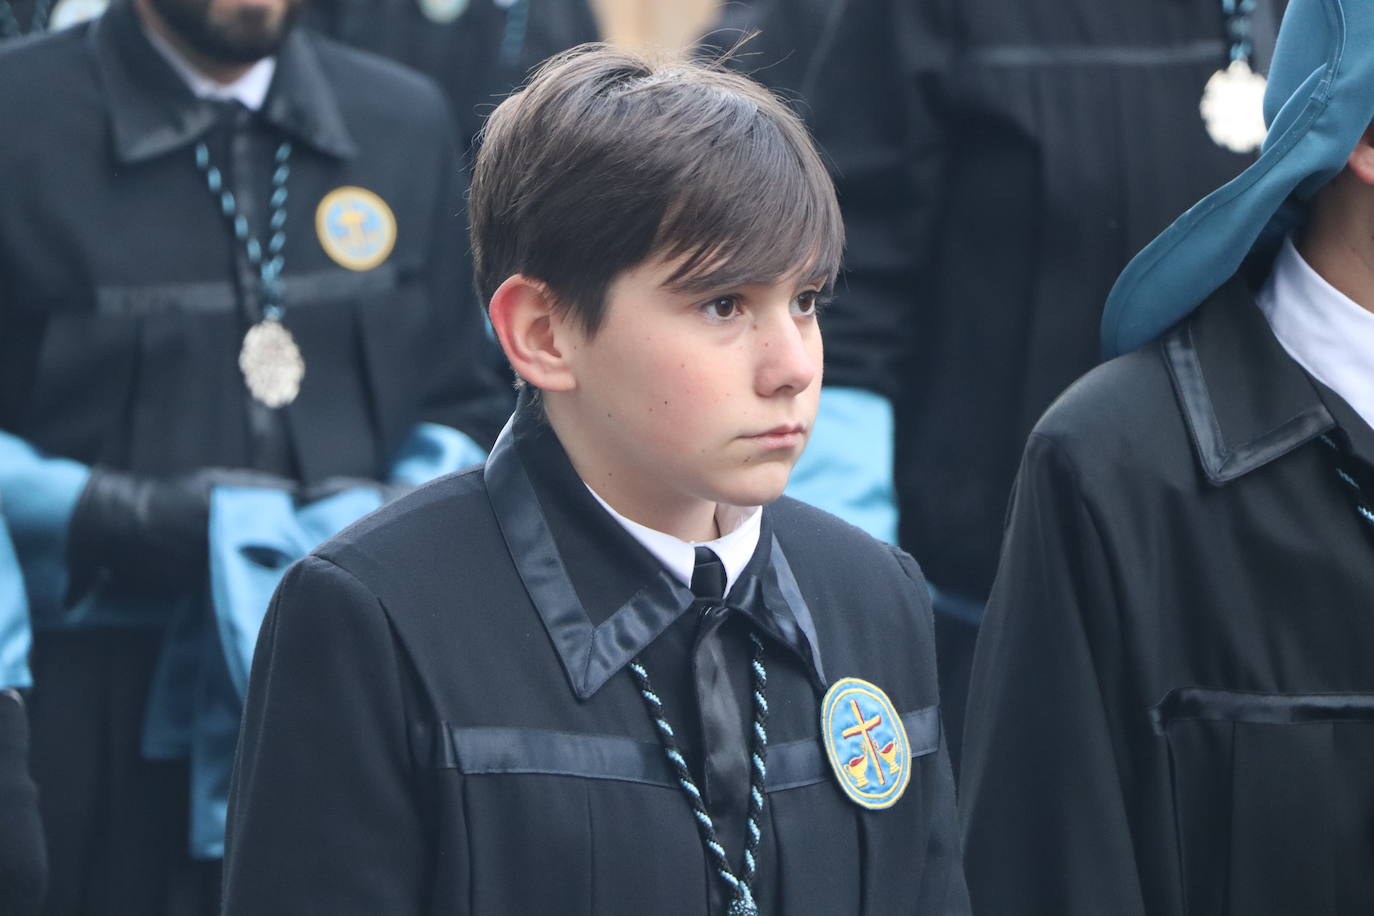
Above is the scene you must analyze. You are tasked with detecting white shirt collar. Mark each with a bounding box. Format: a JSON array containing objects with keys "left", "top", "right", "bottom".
[
  {"left": 1257, "top": 235, "right": 1374, "bottom": 432},
  {"left": 142, "top": 19, "right": 276, "bottom": 111},
  {"left": 585, "top": 486, "right": 763, "bottom": 598}
]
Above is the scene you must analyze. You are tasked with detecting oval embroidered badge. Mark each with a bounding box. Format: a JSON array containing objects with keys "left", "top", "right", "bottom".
[
  {"left": 315, "top": 186, "right": 397, "bottom": 271},
  {"left": 820, "top": 677, "right": 911, "bottom": 810}
]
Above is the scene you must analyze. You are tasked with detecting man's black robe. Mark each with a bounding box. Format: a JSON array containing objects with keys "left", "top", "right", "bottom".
[
  {"left": 0, "top": 3, "right": 511, "bottom": 908},
  {"left": 224, "top": 400, "right": 969, "bottom": 915},
  {"left": 961, "top": 275, "right": 1374, "bottom": 914},
  {"left": 0, "top": 2, "right": 510, "bottom": 479}
]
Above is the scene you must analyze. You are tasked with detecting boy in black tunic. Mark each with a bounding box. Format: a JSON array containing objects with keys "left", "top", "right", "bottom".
[{"left": 223, "top": 46, "right": 968, "bottom": 915}]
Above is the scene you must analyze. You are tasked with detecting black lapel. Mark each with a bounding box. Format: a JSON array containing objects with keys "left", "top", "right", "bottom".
[
  {"left": 94, "top": 0, "right": 218, "bottom": 164},
  {"left": 1163, "top": 275, "right": 1335, "bottom": 486}
]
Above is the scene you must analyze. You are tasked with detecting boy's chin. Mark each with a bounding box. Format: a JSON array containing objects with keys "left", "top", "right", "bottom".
[{"left": 712, "top": 466, "right": 795, "bottom": 509}]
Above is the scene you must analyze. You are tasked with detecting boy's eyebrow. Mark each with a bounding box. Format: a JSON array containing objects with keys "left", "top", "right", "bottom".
[
  {"left": 665, "top": 274, "right": 835, "bottom": 299},
  {"left": 665, "top": 269, "right": 836, "bottom": 294},
  {"left": 661, "top": 246, "right": 838, "bottom": 293}
]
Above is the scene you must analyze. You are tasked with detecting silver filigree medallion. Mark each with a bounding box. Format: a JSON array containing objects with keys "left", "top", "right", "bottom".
[
  {"left": 1200, "top": 59, "right": 1268, "bottom": 155},
  {"left": 239, "top": 318, "right": 305, "bottom": 408}
]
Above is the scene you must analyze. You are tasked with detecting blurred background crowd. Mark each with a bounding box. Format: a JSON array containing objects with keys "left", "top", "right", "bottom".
[{"left": 0, "top": 0, "right": 1283, "bottom": 912}]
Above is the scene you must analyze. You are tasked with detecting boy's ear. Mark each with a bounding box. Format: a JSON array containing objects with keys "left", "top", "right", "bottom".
[
  {"left": 487, "top": 275, "right": 579, "bottom": 392},
  {"left": 1346, "top": 122, "right": 1374, "bottom": 186}
]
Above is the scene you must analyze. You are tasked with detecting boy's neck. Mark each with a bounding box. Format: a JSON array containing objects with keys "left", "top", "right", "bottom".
[
  {"left": 543, "top": 399, "right": 722, "bottom": 543},
  {"left": 1298, "top": 170, "right": 1374, "bottom": 316}
]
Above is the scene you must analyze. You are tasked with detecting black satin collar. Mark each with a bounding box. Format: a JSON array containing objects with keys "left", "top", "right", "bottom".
[
  {"left": 1163, "top": 274, "right": 1334, "bottom": 486},
  {"left": 484, "top": 395, "right": 827, "bottom": 700},
  {"left": 94, "top": 0, "right": 356, "bottom": 165}
]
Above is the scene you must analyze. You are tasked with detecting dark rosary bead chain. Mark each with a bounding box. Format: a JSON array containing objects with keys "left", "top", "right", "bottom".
[
  {"left": 194, "top": 136, "right": 292, "bottom": 319},
  {"left": 629, "top": 630, "right": 768, "bottom": 916},
  {"left": 1320, "top": 433, "right": 1374, "bottom": 533},
  {"left": 1222, "top": 0, "right": 1258, "bottom": 63}
]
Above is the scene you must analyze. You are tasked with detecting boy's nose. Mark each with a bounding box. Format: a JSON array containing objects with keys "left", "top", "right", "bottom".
[{"left": 754, "top": 313, "right": 819, "bottom": 396}]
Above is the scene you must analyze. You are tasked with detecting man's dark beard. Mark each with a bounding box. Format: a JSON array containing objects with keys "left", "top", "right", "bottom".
[{"left": 148, "top": 0, "right": 300, "bottom": 65}]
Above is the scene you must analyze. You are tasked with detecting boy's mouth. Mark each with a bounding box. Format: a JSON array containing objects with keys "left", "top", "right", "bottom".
[{"left": 743, "top": 424, "right": 807, "bottom": 449}]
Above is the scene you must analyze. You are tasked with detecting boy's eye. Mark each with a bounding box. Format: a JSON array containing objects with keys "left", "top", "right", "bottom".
[
  {"left": 793, "top": 290, "right": 825, "bottom": 317},
  {"left": 702, "top": 296, "right": 741, "bottom": 320}
]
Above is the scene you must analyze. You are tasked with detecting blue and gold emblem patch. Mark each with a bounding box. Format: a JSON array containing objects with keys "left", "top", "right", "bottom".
[
  {"left": 315, "top": 186, "right": 397, "bottom": 271},
  {"left": 821, "top": 677, "right": 911, "bottom": 810}
]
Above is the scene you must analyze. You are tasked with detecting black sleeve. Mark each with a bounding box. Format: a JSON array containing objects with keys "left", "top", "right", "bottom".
[
  {"left": 418, "top": 114, "right": 514, "bottom": 450},
  {"left": 892, "top": 549, "right": 972, "bottom": 916},
  {"left": 0, "top": 690, "right": 45, "bottom": 916},
  {"left": 223, "top": 555, "right": 432, "bottom": 915},
  {"left": 959, "top": 434, "right": 1147, "bottom": 914}
]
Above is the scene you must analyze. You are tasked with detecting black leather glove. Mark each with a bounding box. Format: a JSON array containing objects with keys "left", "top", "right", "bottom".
[
  {"left": 67, "top": 468, "right": 295, "bottom": 598},
  {"left": 0, "top": 690, "right": 44, "bottom": 916}
]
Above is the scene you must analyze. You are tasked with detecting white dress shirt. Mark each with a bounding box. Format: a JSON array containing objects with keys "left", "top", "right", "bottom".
[
  {"left": 1258, "top": 235, "right": 1374, "bottom": 432},
  {"left": 586, "top": 487, "right": 762, "bottom": 599}
]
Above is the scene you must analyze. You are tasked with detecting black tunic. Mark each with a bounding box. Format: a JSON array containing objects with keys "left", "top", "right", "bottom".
[
  {"left": 224, "top": 400, "right": 969, "bottom": 915},
  {"left": 960, "top": 275, "right": 1374, "bottom": 914}
]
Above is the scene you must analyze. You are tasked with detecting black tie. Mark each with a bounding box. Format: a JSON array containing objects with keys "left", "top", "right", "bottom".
[
  {"left": 690, "top": 546, "right": 750, "bottom": 868},
  {"left": 691, "top": 546, "right": 727, "bottom": 601}
]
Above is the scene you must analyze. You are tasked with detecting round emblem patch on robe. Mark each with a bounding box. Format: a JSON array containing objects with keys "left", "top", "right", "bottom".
[
  {"left": 821, "top": 677, "right": 911, "bottom": 810},
  {"left": 315, "top": 186, "right": 397, "bottom": 271}
]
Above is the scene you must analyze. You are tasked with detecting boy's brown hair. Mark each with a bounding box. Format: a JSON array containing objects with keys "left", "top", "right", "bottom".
[{"left": 469, "top": 44, "right": 844, "bottom": 334}]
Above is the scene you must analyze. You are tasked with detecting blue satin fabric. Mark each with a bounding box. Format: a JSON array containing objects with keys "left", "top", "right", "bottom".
[
  {"left": 0, "top": 506, "right": 31, "bottom": 689},
  {"left": 1102, "top": 0, "right": 1374, "bottom": 357},
  {"left": 784, "top": 386, "right": 898, "bottom": 544},
  {"left": 209, "top": 487, "right": 387, "bottom": 698}
]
